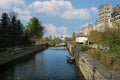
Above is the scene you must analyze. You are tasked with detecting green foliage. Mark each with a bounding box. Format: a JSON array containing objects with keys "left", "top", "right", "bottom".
[
  {"left": 89, "top": 22, "right": 120, "bottom": 56},
  {"left": 0, "top": 12, "right": 31, "bottom": 49},
  {"left": 65, "top": 37, "right": 72, "bottom": 42},
  {"left": 81, "top": 45, "right": 92, "bottom": 52},
  {"left": 79, "top": 32, "right": 84, "bottom": 36},
  {"left": 72, "top": 32, "right": 76, "bottom": 41},
  {"left": 103, "top": 29, "right": 120, "bottom": 54},
  {"left": 26, "top": 17, "right": 44, "bottom": 38},
  {"left": 0, "top": 13, "right": 10, "bottom": 48},
  {"left": 71, "top": 42, "right": 92, "bottom": 52},
  {"left": 54, "top": 37, "right": 61, "bottom": 43},
  {"left": 88, "top": 30, "right": 104, "bottom": 44}
]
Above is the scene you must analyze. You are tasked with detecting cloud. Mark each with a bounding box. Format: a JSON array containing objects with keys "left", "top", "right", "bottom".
[
  {"left": 13, "top": 7, "right": 32, "bottom": 21},
  {"left": 0, "top": 0, "right": 25, "bottom": 9},
  {"left": 0, "top": 0, "right": 98, "bottom": 23},
  {"left": 27, "top": 0, "right": 72, "bottom": 16},
  {"left": 25, "top": 0, "right": 97, "bottom": 20},
  {"left": 90, "top": 7, "right": 98, "bottom": 13},
  {"left": 45, "top": 24, "right": 68, "bottom": 37},
  {"left": 0, "top": 0, "right": 26, "bottom": 21},
  {"left": 61, "top": 8, "right": 90, "bottom": 20}
]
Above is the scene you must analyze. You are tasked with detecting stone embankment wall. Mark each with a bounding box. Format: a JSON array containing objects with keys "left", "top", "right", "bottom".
[
  {"left": 0, "top": 43, "right": 47, "bottom": 66},
  {"left": 67, "top": 43, "right": 120, "bottom": 80},
  {"left": 67, "top": 43, "right": 74, "bottom": 55}
]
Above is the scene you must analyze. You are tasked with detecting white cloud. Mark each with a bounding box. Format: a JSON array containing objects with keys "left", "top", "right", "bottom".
[
  {"left": 25, "top": 0, "right": 97, "bottom": 20},
  {"left": 13, "top": 7, "right": 32, "bottom": 21},
  {"left": 90, "top": 7, "right": 98, "bottom": 13},
  {"left": 0, "top": 0, "right": 98, "bottom": 22},
  {"left": 0, "top": 0, "right": 25, "bottom": 9},
  {"left": 61, "top": 8, "right": 90, "bottom": 20},
  {"left": 45, "top": 24, "right": 68, "bottom": 37},
  {"left": 0, "top": 0, "right": 26, "bottom": 21},
  {"left": 27, "top": 0, "right": 72, "bottom": 16}
]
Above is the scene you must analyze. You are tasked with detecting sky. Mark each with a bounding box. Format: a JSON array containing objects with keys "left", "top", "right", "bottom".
[{"left": 0, "top": 0, "right": 120, "bottom": 37}]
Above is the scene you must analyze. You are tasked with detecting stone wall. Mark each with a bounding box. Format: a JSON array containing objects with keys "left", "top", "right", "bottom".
[
  {"left": 67, "top": 43, "right": 120, "bottom": 80},
  {"left": 0, "top": 43, "right": 47, "bottom": 66},
  {"left": 66, "top": 43, "right": 74, "bottom": 55},
  {"left": 78, "top": 54, "right": 120, "bottom": 80}
]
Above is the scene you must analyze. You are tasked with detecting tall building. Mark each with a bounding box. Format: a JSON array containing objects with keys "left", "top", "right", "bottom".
[
  {"left": 80, "top": 4, "right": 120, "bottom": 36},
  {"left": 98, "top": 3, "right": 112, "bottom": 23},
  {"left": 111, "top": 5, "right": 120, "bottom": 22}
]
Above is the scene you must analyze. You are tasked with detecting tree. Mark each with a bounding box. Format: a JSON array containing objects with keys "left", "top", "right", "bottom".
[
  {"left": 22, "top": 32, "right": 32, "bottom": 46},
  {"left": 0, "top": 12, "right": 11, "bottom": 48},
  {"left": 65, "top": 37, "right": 72, "bottom": 42},
  {"left": 10, "top": 15, "right": 18, "bottom": 46},
  {"left": 16, "top": 20, "right": 25, "bottom": 46},
  {"left": 54, "top": 37, "right": 61, "bottom": 44},
  {"left": 26, "top": 17, "right": 44, "bottom": 39},
  {"left": 88, "top": 30, "right": 103, "bottom": 43},
  {"left": 79, "top": 32, "right": 84, "bottom": 36},
  {"left": 72, "top": 32, "right": 76, "bottom": 41},
  {"left": 0, "top": 12, "right": 32, "bottom": 48},
  {"left": 103, "top": 28, "right": 120, "bottom": 53}
]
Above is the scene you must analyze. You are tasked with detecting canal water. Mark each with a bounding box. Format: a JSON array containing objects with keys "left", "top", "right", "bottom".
[{"left": 0, "top": 47, "right": 84, "bottom": 80}]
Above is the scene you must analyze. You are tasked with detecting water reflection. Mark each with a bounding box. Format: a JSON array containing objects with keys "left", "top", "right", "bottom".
[{"left": 0, "top": 47, "right": 84, "bottom": 80}]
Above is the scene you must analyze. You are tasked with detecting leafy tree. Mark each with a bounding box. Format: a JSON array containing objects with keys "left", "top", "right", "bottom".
[
  {"left": 79, "top": 32, "right": 84, "bottom": 36},
  {"left": 88, "top": 30, "right": 104, "bottom": 43},
  {"left": 65, "top": 37, "right": 72, "bottom": 42},
  {"left": 26, "top": 17, "right": 44, "bottom": 39},
  {"left": 72, "top": 32, "right": 76, "bottom": 41},
  {"left": 54, "top": 37, "right": 61, "bottom": 44},
  {"left": 103, "top": 28, "right": 120, "bottom": 53},
  {"left": 88, "top": 22, "right": 120, "bottom": 55}
]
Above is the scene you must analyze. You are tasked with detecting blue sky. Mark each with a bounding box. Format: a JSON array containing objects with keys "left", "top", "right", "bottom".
[{"left": 0, "top": 0, "right": 119, "bottom": 37}]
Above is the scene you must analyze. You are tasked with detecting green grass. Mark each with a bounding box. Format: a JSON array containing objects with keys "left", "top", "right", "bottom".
[{"left": 70, "top": 42, "right": 92, "bottom": 52}]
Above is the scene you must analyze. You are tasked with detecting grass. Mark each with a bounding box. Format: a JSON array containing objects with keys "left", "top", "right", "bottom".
[
  {"left": 70, "top": 41, "right": 120, "bottom": 73},
  {"left": 70, "top": 42, "right": 92, "bottom": 52}
]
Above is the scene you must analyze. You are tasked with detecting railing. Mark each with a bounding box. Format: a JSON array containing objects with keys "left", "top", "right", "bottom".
[{"left": 0, "top": 43, "right": 47, "bottom": 65}]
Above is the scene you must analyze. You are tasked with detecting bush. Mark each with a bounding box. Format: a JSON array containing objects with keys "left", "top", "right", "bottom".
[
  {"left": 71, "top": 42, "right": 92, "bottom": 52},
  {"left": 81, "top": 45, "right": 92, "bottom": 52}
]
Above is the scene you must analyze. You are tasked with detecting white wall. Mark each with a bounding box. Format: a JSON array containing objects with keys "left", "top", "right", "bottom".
[{"left": 76, "top": 37, "right": 88, "bottom": 43}]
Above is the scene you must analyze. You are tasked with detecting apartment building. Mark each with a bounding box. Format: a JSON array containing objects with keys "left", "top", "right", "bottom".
[
  {"left": 111, "top": 5, "right": 120, "bottom": 22},
  {"left": 98, "top": 3, "right": 112, "bottom": 23},
  {"left": 80, "top": 3, "right": 120, "bottom": 36}
]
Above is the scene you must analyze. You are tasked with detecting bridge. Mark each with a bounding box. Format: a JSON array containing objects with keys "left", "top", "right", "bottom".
[{"left": 49, "top": 47, "right": 66, "bottom": 50}]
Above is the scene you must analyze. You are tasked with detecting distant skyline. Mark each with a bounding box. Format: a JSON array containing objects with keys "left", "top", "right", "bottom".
[{"left": 0, "top": 0, "right": 120, "bottom": 37}]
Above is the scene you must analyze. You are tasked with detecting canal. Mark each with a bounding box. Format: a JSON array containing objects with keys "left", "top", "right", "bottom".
[{"left": 0, "top": 47, "right": 84, "bottom": 80}]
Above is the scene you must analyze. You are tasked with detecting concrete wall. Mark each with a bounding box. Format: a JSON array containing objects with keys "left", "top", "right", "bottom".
[
  {"left": 78, "top": 54, "right": 120, "bottom": 80},
  {"left": 0, "top": 44, "right": 47, "bottom": 66},
  {"left": 67, "top": 43, "right": 120, "bottom": 80},
  {"left": 66, "top": 43, "right": 74, "bottom": 55},
  {"left": 76, "top": 37, "right": 88, "bottom": 44}
]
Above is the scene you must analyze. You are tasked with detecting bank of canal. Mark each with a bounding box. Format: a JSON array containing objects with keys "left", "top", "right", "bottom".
[{"left": 0, "top": 47, "right": 85, "bottom": 80}]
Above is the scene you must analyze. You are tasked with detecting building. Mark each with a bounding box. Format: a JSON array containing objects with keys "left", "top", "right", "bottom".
[
  {"left": 80, "top": 4, "right": 120, "bottom": 37},
  {"left": 76, "top": 36, "right": 88, "bottom": 44},
  {"left": 98, "top": 3, "right": 112, "bottom": 23},
  {"left": 80, "top": 3, "right": 113, "bottom": 36},
  {"left": 111, "top": 5, "right": 120, "bottom": 22}
]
